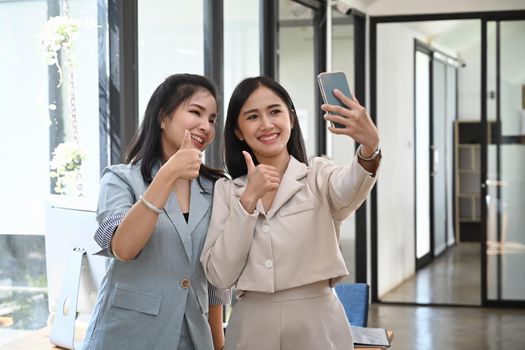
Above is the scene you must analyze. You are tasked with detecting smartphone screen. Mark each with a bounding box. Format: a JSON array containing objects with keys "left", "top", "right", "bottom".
[{"left": 317, "top": 71, "right": 353, "bottom": 128}]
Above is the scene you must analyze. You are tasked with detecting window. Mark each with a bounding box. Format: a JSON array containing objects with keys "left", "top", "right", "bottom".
[{"left": 0, "top": 0, "right": 100, "bottom": 342}]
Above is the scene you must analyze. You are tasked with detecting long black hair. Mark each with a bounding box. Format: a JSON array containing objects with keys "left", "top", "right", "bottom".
[
  {"left": 125, "top": 73, "right": 225, "bottom": 189},
  {"left": 224, "top": 76, "right": 307, "bottom": 179}
]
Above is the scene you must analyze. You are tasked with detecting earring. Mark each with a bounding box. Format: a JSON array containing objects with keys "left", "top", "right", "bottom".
[{"left": 239, "top": 137, "right": 244, "bottom": 141}]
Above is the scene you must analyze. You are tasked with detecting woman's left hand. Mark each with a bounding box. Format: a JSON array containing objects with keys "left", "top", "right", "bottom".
[{"left": 321, "top": 89, "right": 380, "bottom": 157}]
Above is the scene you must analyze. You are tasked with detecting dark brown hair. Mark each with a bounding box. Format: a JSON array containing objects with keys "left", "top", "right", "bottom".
[
  {"left": 125, "top": 73, "right": 225, "bottom": 190},
  {"left": 224, "top": 76, "right": 307, "bottom": 179}
]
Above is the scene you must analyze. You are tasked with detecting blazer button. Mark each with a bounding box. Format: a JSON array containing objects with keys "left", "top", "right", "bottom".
[
  {"left": 180, "top": 278, "right": 191, "bottom": 289},
  {"left": 262, "top": 225, "right": 270, "bottom": 233},
  {"left": 264, "top": 260, "right": 273, "bottom": 269}
]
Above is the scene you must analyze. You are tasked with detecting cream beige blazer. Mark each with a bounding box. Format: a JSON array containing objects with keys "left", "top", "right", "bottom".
[{"left": 201, "top": 155, "right": 378, "bottom": 293}]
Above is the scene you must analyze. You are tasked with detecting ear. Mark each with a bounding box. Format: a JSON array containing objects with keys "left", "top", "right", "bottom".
[{"left": 234, "top": 128, "right": 244, "bottom": 141}]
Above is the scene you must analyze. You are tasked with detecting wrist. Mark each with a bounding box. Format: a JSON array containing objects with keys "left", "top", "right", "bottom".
[
  {"left": 240, "top": 192, "right": 258, "bottom": 213},
  {"left": 157, "top": 165, "right": 179, "bottom": 185},
  {"left": 357, "top": 144, "right": 381, "bottom": 161}
]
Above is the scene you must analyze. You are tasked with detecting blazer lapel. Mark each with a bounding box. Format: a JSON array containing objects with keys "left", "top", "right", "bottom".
[
  {"left": 163, "top": 191, "right": 192, "bottom": 261},
  {"left": 267, "top": 157, "right": 308, "bottom": 218},
  {"left": 187, "top": 180, "right": 211, "bottom": 236}
]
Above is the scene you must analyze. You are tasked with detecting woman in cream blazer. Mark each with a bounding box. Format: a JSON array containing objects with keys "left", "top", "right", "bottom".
[{"left": 201, "top": 76, "right": 381, "bottom": 350}]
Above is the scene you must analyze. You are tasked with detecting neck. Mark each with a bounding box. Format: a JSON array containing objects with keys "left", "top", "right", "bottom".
[{"left": 255, "top": 152, "right": 290, "bottom": 176}]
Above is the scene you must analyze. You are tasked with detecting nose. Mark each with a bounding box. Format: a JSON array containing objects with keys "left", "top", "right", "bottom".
[
  {"left": 199, "top": 118, "right": 210, "bottom": 133},
  {"left": 260, "top": 115, "right": 274, "bottom": 130}
]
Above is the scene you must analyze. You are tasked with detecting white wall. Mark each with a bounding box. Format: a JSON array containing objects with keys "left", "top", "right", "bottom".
[
  {"left": 376, "top": 23, "right": 419, "bottom": 297},
  {"left": 457, "top": 32, "right": 482, "bottom": 121}
]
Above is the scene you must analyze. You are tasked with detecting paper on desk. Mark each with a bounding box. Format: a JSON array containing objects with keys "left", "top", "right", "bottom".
[{"left": 351, "top": 325, "right": 391, "bottom": 348}]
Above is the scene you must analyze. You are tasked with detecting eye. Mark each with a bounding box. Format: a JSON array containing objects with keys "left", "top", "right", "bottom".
[
  {"left": 270, "top": 108, "right": 282, "bottom": 116},
  {"left": 247, "top": 114, "right": 258, "bottom": 120},
  {"left": 190, "top": 109, "right": 201, "bottom": 117},
  {"left": 209, "top": 118, "right": 216, "bottom": 125}
]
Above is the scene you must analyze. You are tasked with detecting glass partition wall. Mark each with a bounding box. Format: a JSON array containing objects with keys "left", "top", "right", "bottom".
[
  {"left": 372, "top": 12, "right": 525, "bottom": 307},
  {"left": 484, "top": 19, "right": 525, "bottom": 305}
]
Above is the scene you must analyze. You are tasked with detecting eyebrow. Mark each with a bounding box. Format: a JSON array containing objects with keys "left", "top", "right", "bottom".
[
  {"left": 187, "top": 103, "right": 205, "bottom": 110},
  {"left": 242, "top": 103, "right": 283, "bottom": 116},
  {"left": 187, "top": 103, "right": 217, "bottom": 117}
]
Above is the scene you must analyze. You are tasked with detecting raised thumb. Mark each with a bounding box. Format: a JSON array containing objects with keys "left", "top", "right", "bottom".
[
  {"left": 180, "top": 130, "right": 192, "bottom": 149},
  {"left": 242, "top": 151, "right": 255, "bottom": 172}
]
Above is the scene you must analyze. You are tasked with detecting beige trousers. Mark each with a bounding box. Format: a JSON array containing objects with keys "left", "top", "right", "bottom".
[{"left": 225, "top": 281, "right": 354, "bottom": 350}]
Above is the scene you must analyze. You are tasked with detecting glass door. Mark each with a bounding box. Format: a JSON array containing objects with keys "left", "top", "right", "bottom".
[{"left": 484, "top": 19, "right": 525, "bottom": 305}]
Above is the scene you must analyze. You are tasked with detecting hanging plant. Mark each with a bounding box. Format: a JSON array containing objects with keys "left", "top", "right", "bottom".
[
  {"left": 40, "top": 15, "right": 80, "bottom": 88},
  {"left": 40, "top": 1, "right": 87, "bottom": 196},
  {"left": 49, "top": 142, "right": 87, "bottom": 196}
]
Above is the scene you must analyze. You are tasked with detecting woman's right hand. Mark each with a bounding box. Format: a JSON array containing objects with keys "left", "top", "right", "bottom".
[
  {"left": 163, "top": 130, "right": 202, "bottom": 182},
  {"left": 240, "top": 151, "right": 280, "bottom": 212}
]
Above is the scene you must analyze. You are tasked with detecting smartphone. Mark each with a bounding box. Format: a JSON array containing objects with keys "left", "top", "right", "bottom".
[{"left": 317, "top": 71, "right": 353, "bottom": 129}]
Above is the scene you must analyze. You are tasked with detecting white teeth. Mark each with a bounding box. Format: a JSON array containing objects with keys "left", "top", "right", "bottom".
[
  {"left": 259, "top": 134, "right": 278, "bottom": 142},
  {"left": 191, "top": 135, "right": 204, "bottom": 143}
]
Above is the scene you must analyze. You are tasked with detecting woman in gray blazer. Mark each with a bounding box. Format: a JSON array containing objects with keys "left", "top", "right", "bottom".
[
  {"left": 201, "top": 76, "right": 381, "bottom": 350},
  {"left": 83, "top": 74, "right": 229, "bottom": 350}
]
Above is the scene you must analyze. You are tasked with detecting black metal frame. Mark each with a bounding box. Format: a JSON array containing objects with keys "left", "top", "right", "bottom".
[
  {"left": 203, "top": 0, "right": 225, "bottom": 170},
  {"left": 413, "top": 40, "right": 434, "bottom": 271},
  {"left": 313, "top": 6, "right": 327, "bottom": 157},
  {"left": 106, "top": 0, "right": 138, "bottom": 165},
  {"left": 370, "top": 10, "right": 525, "bottom": 307},
  {"left": 261, "top": 0, "right": 279, "bottom": 79},
  {"left": 351, "top": 10, "right": 368, "bottom": 284}
]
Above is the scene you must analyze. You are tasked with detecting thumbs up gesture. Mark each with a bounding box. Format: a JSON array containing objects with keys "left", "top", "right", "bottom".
[
  {"left": 240, "top": 151, "right": 280, "bottom": 212},
  {"left": 164, "top": 130, "right": 202, "bottom": 181}
]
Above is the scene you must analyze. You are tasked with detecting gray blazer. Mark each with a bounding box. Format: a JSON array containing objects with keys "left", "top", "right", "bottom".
[{"left": 83, "top": 163, "right": 219, "bottom": 350}]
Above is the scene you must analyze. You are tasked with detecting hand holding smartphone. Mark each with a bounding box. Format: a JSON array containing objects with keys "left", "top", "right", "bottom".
[{"left": 317, "top": 71, "right": 353, "bottom": 129}]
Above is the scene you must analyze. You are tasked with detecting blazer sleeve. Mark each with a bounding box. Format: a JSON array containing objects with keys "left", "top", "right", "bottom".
[
  {"left": 200, "top": 178, "right": 259, "bottom": 290},
  {"left": 309, "top": 155, "right": 379, "bottom": 222},
  {"left": 93, "top": 167, "right": 137, "bottom": 257}
]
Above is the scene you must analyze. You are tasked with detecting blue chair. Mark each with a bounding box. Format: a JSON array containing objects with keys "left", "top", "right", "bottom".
[{"left": 334, "top": 283, "right": 370, "bottom": 327}]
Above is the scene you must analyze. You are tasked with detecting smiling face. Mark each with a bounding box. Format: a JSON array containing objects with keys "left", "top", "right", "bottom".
[
  {"left": 161, "top": 88, "right": 217, "bottom": 159},
  {"left": 235, "top": 86, "right": 293, "bottom": 164}
]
